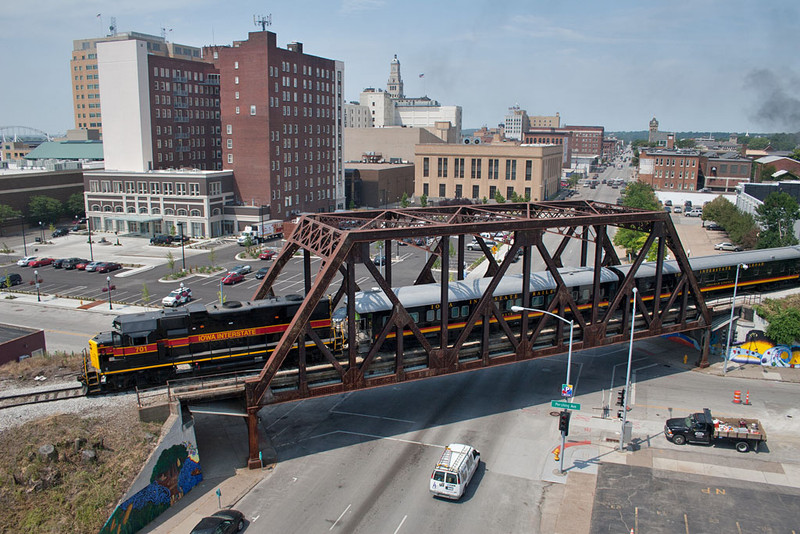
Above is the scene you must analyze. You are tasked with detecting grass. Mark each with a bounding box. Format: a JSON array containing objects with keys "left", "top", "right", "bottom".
[{"left": 0, "top": 353, "right": 162, "bottom": 532}]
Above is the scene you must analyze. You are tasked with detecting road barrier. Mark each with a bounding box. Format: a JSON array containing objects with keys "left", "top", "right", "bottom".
[{"left": 732, "top": 390, "right": 741, "bottom": 404}]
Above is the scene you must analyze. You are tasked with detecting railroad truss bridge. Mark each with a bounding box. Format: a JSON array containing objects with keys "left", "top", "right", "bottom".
[{"left": 233, "top": 200, "right": 711, "bottom": 467}]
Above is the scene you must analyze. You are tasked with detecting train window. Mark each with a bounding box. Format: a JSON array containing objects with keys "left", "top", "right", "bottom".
[
  {"left": 581, "top": 289, "right": 590, "bottom": 303},
  {"left": 532, "top": 295, "right": 544, "bottom": 307},
  {"left": 461, "top": 305, "right": 469, "bottom": 317},
  {"left": 426, "top": 310, "right": 436, "bottom": 322},
  {"left": 410, "top": 312, "right": 419, "bottom": 323},
  {"left": 451, "top": 307, "right": 459, "bottom": 319},
  {"left": 437, "top": 309, "right": 441, "bottom": 320},
  {"left": 572, "top": 290, "right": 580, "bottom": 302},
  {"left": 514, "top": 298, "right": 522, "bottom": 308}
]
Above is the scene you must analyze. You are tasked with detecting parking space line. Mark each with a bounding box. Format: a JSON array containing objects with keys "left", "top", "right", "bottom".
[
  {"left": 329, "top": 504, "right": 351, "bottom": 531},
  {"left": 393, "top": 515, "right": 408, "bottom": 534}
]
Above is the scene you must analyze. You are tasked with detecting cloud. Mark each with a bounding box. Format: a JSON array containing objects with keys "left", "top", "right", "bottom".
[
  {"left": 340, "top": 0, "right": 385, "bottom": 13},
  {"left": 746, "top": 68, "right": 800, "bottom": 131}
]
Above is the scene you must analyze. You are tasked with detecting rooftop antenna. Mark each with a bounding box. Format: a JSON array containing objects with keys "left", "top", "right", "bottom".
[
  {"left": 254, "top": 14, "right": 272, "bottom": 31},
  {"left": 109, "top": 16, "right": 117, "bottom": 36}
]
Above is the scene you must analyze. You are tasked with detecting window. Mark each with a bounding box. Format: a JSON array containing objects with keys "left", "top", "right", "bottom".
[
  {"left": 234, "top": 76, "right": 239, "bottom": 84},
  {"left": 489, "top": 185, "right": 496, "bottom": 198},
  {"left": 250, "top": 105, "right": 256, "bottom": 115},
  {"left": 471, "top": 158, "right": 482, "bottom": 179},
  {"left": 176, "top": 183, "right": 187, "bottom": 195},
  {"left": 113, "top": 181, "right": 123, "bottom": 193},
  {"left": 472, "top": 185, "right": 480, "bottom": 198},
  {"left": 488, "top": 159, "right": 499, "bottom": 179},
  {"left": 455, "top": 184, "right": 463, "bottom": 198},
  {"left": 139, "top": 207, "right": 148, "bottom": 214},
  {"left": 177, "top": 209, "right": 188, "bottom": 216},
  {"left": 423, "top": 183, "right": 429, "bottom": 196},
  {"left": 439, "top": 184, "right": 446, "bottom": 197},
  {"left": 423, "top": 157, "right": 429, "bottom": 177},
  {"left": 138, "top": 182, "right": 148, "bottom": 194},
  {"left": 454, "top": 158, "right": 464, "bottom": 178},
  {"left": 228, "top": 154, "right": 233, "bottom": 163},
  {"left": 437, "top": 157, "right": 448, "bottom": 178},
  {"left": 226, "top": 124, "right": 232, "bottom": 134},
  {"left": 89, "top": 180, "right": 99, "bottom": 192},
  {"left": 227, "top": 139, "right": 233, "bottom": 149},
  {"left": 189, "top": 183, "right": 200, "bottom": 196},
  {"left": 126, "top": 206, "right": 135, "bottom": 213},
  {"left": 125, "top": 181, "right": 135, "bottom": 194},
  {"left": 507, "top": 187, "right": 514, "bottom": 199},
  {"left": 150, "top": 182, "right": 160, "bottom": 195},
  {"left": 525, "top": 160, "right": 532, "bottom": 181},
  {"left": 209, "top": 181, "right": 222, "bottom": 195},
  {"left": 101, "top": 180, "right": 111, "bottom": 192},
  {"left": 163, "top": 182, "right": 173, "bottom": 195},
  {"left": 190, "top": 209, "right": 201, "bottom": 216}
]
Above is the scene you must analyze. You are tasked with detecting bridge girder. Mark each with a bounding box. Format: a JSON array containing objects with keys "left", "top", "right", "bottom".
[{"left": 242, "top": 201, "right": 711, "bottom": 467}]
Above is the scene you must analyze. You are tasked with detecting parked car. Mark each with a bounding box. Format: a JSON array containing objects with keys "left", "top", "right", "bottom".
[
  {"left": 255, "top": 267, "right": 269, "bottom": 279},
  {"left": 664, "top": 200, "right": 672, "bottom": 207},
  {"left": 0, "top": 273, "right": 22, "bottom": 288},
  {"left": 706, "top": 222, "right": 724, "bottom": 231},
  {"left": 673, "top": 206, "right": 682, "bottom": 214},
  {"left": 467, "top": 239, "right": 496, "bottom": 251},
  {"left": 162, "top": 286, "right": 193, "bottom": 307},
  {"left": 258, "top": 250, "right": 276, "bottom": 260},
  {"left": 63, "top": 258, "right": 89, "bottom": 270},
  {"left": 189, "top": 509, "right": 245, "bottom": 534},
  {"left": 84, "top": 261, "right": 103, "bottom": 272},
  {"left": 663, "top": 206, "right": 672, "bottom": 213},
  {"left": 52, "top": 258, "right": 68, "bottom": 269},
  {"left": 222, "top": 272, "right": 244, "bottom": 285},
  {"left": 373, "top": 255, "right": 387, "bottom": 266},
  {"left": 715, "top": 242, "right": 742, "bottom": 252},
  {"left": 149, "top": 234, "right": 173, "bottom": 245},
  {"left": 17, "top": 256, "right": 36, "bottom": 266},
  {"left": 96, "top": 262, "right": 122, "bottom": 273},
  {"left": 28, "top": 257, "right": 54, "bottom": 267},
  {"left": 75, "top": 260, "right": 91, "bottom": 270},
  {"left": 684, "top": 209, "right": 703, "bottom": 217},
  {"left": 231, "top": 264, "right": 252, "bottom": 275},
  {"left": 665, "top": 408, "right": 766, "bottom": 453},
  {"left": 52, "top": 227, "right": 70, "bottom": 238},
  {"left": 71, "top": 223, "right": 86, "bottom": 231}
]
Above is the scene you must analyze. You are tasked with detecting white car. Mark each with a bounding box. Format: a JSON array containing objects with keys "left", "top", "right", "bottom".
[
  {"left": 162, "top": 287, "right": 193, "bottom": 307},
  {"left": 715, "top": 242, "right": 742, "bottom": 252},
  {"left": 17, "top": 256, "right": 37, "bottom": 266},
  {"left": 673, "top": 206, "right": 682, "bottom": 213}
]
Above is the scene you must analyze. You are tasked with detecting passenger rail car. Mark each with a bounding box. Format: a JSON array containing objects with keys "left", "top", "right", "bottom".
[
  {"left": 81, "top": 296, "right": 332, "bottom": 392},
  {"left": 82, "top": 247, "right": 800, "bottom": 393}
]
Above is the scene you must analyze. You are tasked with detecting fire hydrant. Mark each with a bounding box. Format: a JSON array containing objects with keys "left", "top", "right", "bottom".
[{"left": 553, "top": 447, "right": 560, "bottom": 462}]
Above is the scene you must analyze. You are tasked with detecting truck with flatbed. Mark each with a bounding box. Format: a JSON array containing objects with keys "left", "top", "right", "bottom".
[
  {"left": 664, "top": 408, "right": 766, "bottom": 453},
  {"left": 237, "top": 220, "right": 284, "bottom": 245}
]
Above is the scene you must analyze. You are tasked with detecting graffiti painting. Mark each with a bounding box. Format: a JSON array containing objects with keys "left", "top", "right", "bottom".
[{"left": 728, "top": 330, "right": 800, "bottom": 368}]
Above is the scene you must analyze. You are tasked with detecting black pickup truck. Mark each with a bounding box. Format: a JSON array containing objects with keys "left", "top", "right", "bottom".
[{"left": 665, "top": 408, "right": 766, "bottom": 453}]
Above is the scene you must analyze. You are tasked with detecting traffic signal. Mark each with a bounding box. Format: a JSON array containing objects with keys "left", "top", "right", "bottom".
[
  {"left": 616, "top": 389, "right": 625, "bottom": 407},
  {"left": 558, "top": 410, "right": 571, "bottom": 435}
]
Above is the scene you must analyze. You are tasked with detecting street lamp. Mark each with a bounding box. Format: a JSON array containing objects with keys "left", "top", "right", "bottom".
[
  {"left": 38, "top": 221, "right": 44, "bottom": 243},
  {"left": 511, "top": 305, "right": 574, "bottom": 475},
  {"left": 86, "top": 216, "right": 94, "bottom": 261},
  {"left": 178, "top": 222, "right": 186, "bottom": 271},
  {"left": 723, "top": 263, "right": 748, "bottom": 374},
  {"left": 106, "top": 276, "right": 113, "bottom": 310},
  {"left": 34, "top": 270, "right": 40, "bottom": 302},
  {"left": 619, "top": 287, "right": 638, "bottom": 451}
]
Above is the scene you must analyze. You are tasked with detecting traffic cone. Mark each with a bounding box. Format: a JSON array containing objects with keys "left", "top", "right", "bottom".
[
  {"left": 744, "top": 391, "right": 751, "bottom": 405},
  {"left": 732, "top": 390, "right": 741, "bottom": 404}
]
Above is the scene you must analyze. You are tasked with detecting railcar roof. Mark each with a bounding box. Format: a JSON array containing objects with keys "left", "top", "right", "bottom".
[{"left": 352, "top": 266, "right": 619, "bottom": 314}]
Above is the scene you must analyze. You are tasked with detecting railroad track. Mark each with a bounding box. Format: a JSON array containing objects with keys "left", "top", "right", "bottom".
[{"left": 0, "top": 385, "right": 86, "bottom": 410}]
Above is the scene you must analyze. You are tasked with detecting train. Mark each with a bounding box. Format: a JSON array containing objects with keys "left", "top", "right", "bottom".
[{"left": 79, "top": 246, "right": 800, "bottom": 393}]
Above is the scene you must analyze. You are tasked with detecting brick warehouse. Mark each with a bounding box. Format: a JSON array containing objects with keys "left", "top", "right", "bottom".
[{"left": 207, "top": 31, "right": 345, "bottom": 217}]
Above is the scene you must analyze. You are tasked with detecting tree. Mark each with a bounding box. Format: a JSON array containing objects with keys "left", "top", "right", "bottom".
[
  {"left": 759, "top": 164, "right": 777, "bottom": 182},
  {"left": 494, "top": 191, "right": 506, "bottom": 204},
  {"left": 567, "top": 173, "right": 582, "bottom": 188},
  {"left": 765, "top": 308, "right": 800, "bottom": 346},
  {"left": 141, "top": 283, "right": 151, "bottom": 307},
  {"left": 789, "top": 148, "right": 800, "bottom": 161},
  {"left": 348, "top": 200, "right": 356, "bottom": 210},
  {"left": 27, "top": 195, "right": 62, "bottom": 225},
  {"left": 166, "top": 251, "right": 176, "bottom": 272},
  {"left": 66, "top": 193, "right": 85, "bottom": 217},
  {"left": 755, "top": 191, "right": 800, "bottom": 248},
  {"left": 207, "top": 247, "right": 216, "bottom": 266},
  {"left": 612, "top": 181, "right": 665, "bottom": 259},
  {"left": 420, "top": 194, "right": 428, "bottom": 208},
  {"left": 400, "top": 192, "right": 410, "bottom": 208},
  {"left": 0, "top": 204, "right": 22, "bottom": 236},
  {"left": 676, "top": 139, "right": 696, "bottom": 149},
  {"left": 747, "top": 137, "right": 770, "bottom": 150}
]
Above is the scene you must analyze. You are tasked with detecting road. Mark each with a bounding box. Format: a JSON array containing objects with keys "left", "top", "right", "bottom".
[{"left": 212, "top": 336, "right": 800, "bottom": 533}]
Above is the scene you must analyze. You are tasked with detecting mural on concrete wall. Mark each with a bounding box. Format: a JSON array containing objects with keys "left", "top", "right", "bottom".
[
  {"left": 728, "top": 330, "right": 800, "bottom": 368},
  {"left": 99, "top": 441, "right": 202, "bottom": 534}
]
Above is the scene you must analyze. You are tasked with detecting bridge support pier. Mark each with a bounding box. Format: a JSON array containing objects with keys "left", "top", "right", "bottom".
[{"left": 247, "top": 407, "right": 262, "bottom": 469}]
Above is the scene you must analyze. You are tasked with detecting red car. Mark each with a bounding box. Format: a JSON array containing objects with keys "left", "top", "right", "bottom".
[
  {"left": 259, "top": 250, "right": 276, "bottom": 260},
  {"left": 96, "top": 262, "right": 122, "bottom": 273},
  {"left": 222, "top": 272, "right": 244, "bottom": 285},
  {"left": 75, "top": 261, "right": 90, "bottom": 270},
  {"left": 28, "top": 257, "right": 54, "bottom": 267}
]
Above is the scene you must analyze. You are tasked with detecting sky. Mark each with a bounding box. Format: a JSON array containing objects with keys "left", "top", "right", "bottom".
[{"left": 2, "top": 0, "right": 799, "bottom": 136}]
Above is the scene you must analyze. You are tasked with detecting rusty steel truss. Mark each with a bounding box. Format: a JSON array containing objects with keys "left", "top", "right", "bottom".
[{"left": 242, "top": 201, "right": 712, "bottom": 467}]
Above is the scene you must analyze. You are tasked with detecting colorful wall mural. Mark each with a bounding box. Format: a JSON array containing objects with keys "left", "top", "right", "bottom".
[
  {"left": 99, "top": 441, "right": 202, "bottom": 534},
  {"left": 728, "top": 330, "right": 800, "bottom": 368}
]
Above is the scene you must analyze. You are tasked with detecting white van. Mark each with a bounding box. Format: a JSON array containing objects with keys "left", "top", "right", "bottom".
[{"left": 429, "top": 443, "right": 480, "bottom": 500}]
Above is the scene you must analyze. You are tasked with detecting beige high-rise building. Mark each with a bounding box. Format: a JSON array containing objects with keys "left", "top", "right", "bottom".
[
  {"left": 70, "top": 31, "right": 203, "bottom": 134},
  {"left": 529, "top": 113, "right": 560, "bottom": 128},
  {"left": 414, "top": 144, "right": 562, "bottom": 202}
]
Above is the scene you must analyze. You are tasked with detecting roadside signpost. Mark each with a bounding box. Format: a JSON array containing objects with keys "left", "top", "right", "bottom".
[{"left": 551, "top": 400, "right": 581, "bottom": 411}]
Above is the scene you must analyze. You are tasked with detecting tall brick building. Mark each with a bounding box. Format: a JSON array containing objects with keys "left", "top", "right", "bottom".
[{"left": 208, "top": 31, "right": 345, "bottom": 217}]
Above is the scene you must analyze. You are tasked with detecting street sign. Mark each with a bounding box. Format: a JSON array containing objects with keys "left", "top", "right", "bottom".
[
  {"left": 561, "top": 384, "right": 573, "bottom": 397},
  {"left": 551, "top": 400, "right": 581, "bottom": 410}
]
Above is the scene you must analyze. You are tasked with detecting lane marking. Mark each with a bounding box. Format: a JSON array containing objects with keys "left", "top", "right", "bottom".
[
  {"left": 330, "top": 503, "right": 351, "bottom": 531},
  {"left": 393, "top": 515, "right": 408, "bottom": 534},
  {"left": 330, "top": 409, "right": 415, "bottom": 424},
  {"left": 285, "top": 430, "right": 442, "bottom": 449}
]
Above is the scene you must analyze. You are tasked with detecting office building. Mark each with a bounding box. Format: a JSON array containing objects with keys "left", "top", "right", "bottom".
[
  {"left": 504, "top": 106, "right": 529, "bottom": 141},
  {"left": 414, "top": 143, "right": 562, "bottom": 203}
]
